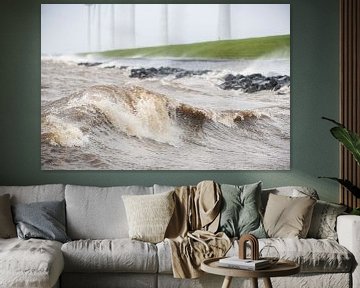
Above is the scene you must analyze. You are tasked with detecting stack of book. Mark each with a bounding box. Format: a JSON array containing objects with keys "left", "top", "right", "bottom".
[{"left": 218, "top": 257, "right": 271, "bottom": 270}]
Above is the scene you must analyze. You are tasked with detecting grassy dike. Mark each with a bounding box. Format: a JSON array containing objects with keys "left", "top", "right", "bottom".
[{"left": 87, "top": 35, "right": 290, "bottom": 60}]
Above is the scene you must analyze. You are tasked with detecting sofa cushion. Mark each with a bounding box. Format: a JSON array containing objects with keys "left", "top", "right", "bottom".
[
  {"left": 0, "top": 194, "right": 16, "bottom": 238},
  {"left": 307, "top": 200, "right": 347, "bottom": 240},
  {"left": 263, "top": 194, "right": 316, "bottom": 238},
  {"left": 261, "top": 186, "right": 319, "bottom": 212},
  {"left": 122, "top": 191, "right": 175, "bottom": 243},
  {"left": 0, "top": 184, "right": 65, "bottom": 204},
  {"left": 0, "top": 238, "right": 64, "bottom": 288},
  {"left": 12, "top": 200, "right": 70, "bottom": 243},
  {"left": 261, "top": 238, "right": 354, "bottom": 273},
  {"left": 218, "top": 182, "right": 266, "bottom": 238},
  {"left": 232, "top": 238, "right": 353, "bottom": 273},
  {"left": 65, "top": 185, "right": 153, "bottom": 239},
  {"left": 61, "top": 239, "right": 158, "bottom": 273},
  {"left": 158, "top": 237, "right": 353, "bottom": 274}
]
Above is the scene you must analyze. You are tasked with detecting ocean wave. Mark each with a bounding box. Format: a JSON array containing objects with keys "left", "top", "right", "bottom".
[
  {"left": 41, "top": 115, "right": 89, "bottom": 147},
  {"left": 41, "top": 85, "right": 265, "bottom": 148}
]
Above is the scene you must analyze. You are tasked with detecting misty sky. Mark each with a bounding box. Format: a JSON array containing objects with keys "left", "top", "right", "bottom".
[{"left": 41, "top": 4, "right": 290, "bottom": 55}]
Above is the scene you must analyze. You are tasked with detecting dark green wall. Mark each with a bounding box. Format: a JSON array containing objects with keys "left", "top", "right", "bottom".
[{"left": 0, "top": 0, "right": 340, "bottom": 203}]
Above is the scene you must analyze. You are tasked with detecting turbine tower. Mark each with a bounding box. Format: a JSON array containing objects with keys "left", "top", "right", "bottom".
[
  {"left": 160, "top": 4, "right": 169, "bottom": 45},
  {"left": 129, "top": 4, "right": 136, "bottom": 48},
  {"left": 218, "top": 4, "right": 231, "bottom": 40},
  {"left": 110, "top": 5, "right": 115, "bottom": 49},
  {"left": 97, "top": 5, "right": 102, "bottom": 51},
  {"left": 85, "top": 4, "right": 93, "bottom": 51}
]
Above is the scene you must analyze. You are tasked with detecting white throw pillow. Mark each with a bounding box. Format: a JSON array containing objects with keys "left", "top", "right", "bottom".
[{"left": 122, "top": 191, "right": 175, "bottom": 243}]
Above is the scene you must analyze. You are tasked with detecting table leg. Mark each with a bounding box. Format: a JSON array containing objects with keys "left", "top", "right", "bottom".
[
  {"left": 263, "top": 277, "right": 273, "bottom": 288},
  {"left": 221, "top": 276, "right": 233, "bottom": 288},
  {"left": 251, "top": 278, "right": 258, "bottom": 288}
]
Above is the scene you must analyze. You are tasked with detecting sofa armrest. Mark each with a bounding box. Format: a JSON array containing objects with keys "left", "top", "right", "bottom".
[{"left": 337, "top": 215, "right": 360, "bottom": 288}]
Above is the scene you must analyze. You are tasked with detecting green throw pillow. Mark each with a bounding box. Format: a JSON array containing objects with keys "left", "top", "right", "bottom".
[{"left": 218, "top": 182, "right": 266, "bottom": 238}]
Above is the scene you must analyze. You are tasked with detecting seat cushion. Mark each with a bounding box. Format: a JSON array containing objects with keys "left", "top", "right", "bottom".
[
  {"left": 228, "top": 238, "right": 354, "bottom": 273},
  {"left": 65, "top": 185, "right": 153, "bottom": 239},
  {"left": 62, "top": 239, "right": 158, "bottom": 273},
  {"left": 0, "top": 238, "right": 64, "bottom": 288},
  {"left": 157, "top": 238, "right": 354, "bottom": 274}
]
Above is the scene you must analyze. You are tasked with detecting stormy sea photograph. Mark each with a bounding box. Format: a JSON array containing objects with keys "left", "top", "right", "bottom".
[{"left": 41, "top": 4, "right": 290, "bottom": 170}]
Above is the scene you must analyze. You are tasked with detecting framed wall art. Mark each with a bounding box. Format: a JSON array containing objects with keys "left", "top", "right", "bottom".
[{"left": 41, "top": 4, "right": 290, "bottom": 170}]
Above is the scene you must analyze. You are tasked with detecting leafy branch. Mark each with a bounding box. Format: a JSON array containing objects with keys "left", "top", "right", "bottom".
[{"left": 320, "top": 117, "right": 360, "bottom": 199}]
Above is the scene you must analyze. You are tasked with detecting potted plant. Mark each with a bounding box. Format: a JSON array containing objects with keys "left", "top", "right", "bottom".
[{"left": 320, "top": 117, "right": 360, "bottom": 215}]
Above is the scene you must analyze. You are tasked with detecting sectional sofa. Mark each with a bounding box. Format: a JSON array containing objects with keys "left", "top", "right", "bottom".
[{"left": 0, "top": 183, "right": 359, "bottom": 288}]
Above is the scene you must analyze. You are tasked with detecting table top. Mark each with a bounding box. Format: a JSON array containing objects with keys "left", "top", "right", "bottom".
[{"left": 201, "top": 257, "right": 300, "bottom": 278}]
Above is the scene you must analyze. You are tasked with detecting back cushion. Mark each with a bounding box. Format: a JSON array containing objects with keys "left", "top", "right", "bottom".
[
  {"left": 153, "top": 184, "right": 176, "bottom": 194},
  {"left": 0, "top": 185, "right": 65, "bottom": 204},
  {"left": 65, "top": 185, "right": 153, "bottom": 239},
  {"left": 261, "top": 186, "right": 319, "bottom": 213}
]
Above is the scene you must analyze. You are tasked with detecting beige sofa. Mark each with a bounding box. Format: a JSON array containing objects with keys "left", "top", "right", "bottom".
[{"left": 0, "top": 184, "right": 358, "bottom": 288}]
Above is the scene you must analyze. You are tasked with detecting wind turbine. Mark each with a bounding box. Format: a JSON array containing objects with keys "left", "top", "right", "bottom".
[
  {"left": 218, "top": 4, "right": 231, "bottom": 40},
  {"left": 129, "top": 4, "right": 136, "bottom": 48},
  {"left": 160, "top": 4, "right": 169, "bottom": 45},
  {"left": 85, "top": 4, "right": 93, "bottom": 51},
  {"left": 110, "top": 5, "right": 115, "bottom": 49}
]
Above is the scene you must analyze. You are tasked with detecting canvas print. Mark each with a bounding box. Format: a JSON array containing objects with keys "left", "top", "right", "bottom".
[{"left": 41, "top": 4, "right": 290, "bottom": 170}]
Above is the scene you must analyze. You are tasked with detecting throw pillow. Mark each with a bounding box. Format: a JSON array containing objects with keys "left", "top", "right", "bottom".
[
  {"left": 0, "top": 194, "right": 16, "bottom": 238},
  {"left": 218, "top": 182, "right": 266, "bottom": 238},
  {"left": 307, "top": 200, "right": 347, "bottom": 240},
  {"left": 263, "top": 193, "right": 316, "bottom": 238},
  {"left": 12, "top": 200, "right": 70, "bottom": 243},
  {"left": 122, "top": 190, "right": 175, "bottom": 243}
]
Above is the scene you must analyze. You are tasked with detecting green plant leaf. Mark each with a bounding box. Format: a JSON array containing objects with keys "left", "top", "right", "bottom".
[
  {"left": 322, "top": 117, "right": 360, "bottom": 165},
  {"left": 318, "top": 177, "right": 360, "bottom": 198},
  {"left": 330, "top": 127, "right": 360, "bottom": 165}
]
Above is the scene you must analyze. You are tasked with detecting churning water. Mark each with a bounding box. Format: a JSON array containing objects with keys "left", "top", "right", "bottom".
[{"left": 41, "top": 56, "right": 290, "bottom": 170}]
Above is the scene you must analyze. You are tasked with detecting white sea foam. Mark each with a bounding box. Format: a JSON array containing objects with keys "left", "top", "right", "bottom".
[{"left": 42, "top": 115, "right": 89, "bottom": 147}]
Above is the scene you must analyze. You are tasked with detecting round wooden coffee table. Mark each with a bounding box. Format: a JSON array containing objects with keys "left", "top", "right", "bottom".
[{"left": 201, "top": 257, "right": 300, "bottom": 288}]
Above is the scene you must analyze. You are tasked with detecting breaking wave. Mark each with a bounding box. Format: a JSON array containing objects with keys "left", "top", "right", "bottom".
[{"left": 41, "top": 85, "right": 265, "bottom": 148}]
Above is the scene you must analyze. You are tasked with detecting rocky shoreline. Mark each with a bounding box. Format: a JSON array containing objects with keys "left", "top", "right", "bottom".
[
  {"left": 129, "top": 67, "right": 211, "bottom": 79},
  {"left": 77, "top": 61, "right": 290, "bottom": 93},
  {"left": 219, "top": 73, "right": 290, "bottom": 93}
]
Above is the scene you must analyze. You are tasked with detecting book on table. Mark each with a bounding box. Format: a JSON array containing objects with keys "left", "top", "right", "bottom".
[{"left": 218, "top": 257, "right": 271, "bottom": 270}]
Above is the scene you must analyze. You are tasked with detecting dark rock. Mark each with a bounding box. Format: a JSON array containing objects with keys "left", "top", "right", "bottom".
[
  {"left": 218, "top": 73, "right": 290, "bottom": 93},
  {"left": 129, "top": 67, "right": 211, "bottom": 79},
  {"left": 78, "top": 62, "right": 102, "bottom": 67}
]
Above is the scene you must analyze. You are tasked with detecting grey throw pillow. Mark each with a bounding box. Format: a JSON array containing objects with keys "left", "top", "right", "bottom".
[
  {"left": 0, "top": 194, "right": 17, "bottom": 238},
  {"left": 12, "top": 200, "right": 70, "bottom": 243},
  {"left": 218, "top": 182, "right": 266, "bottom": 238},
  {"left": 307, "top": 200, "right": 347, "bottom": 240}
]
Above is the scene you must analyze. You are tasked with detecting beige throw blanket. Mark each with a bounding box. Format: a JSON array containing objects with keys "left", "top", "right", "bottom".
[{"left": 165, "top": 181, "right": 231, "bottom": 278}]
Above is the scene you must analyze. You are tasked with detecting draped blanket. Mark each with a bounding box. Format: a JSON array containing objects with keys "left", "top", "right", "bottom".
[{"left": 165, "top": 181, "right": 231, "bottom": 278}]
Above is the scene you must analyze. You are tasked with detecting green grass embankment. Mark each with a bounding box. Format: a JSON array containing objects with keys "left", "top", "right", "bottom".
[{"left": 85, "top": 34, "right": 290, "bottom": 60}]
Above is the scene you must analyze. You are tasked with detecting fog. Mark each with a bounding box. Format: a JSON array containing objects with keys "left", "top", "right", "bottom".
[{"left": 41, "top": 4, "right": 290, "bottom": 55}]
